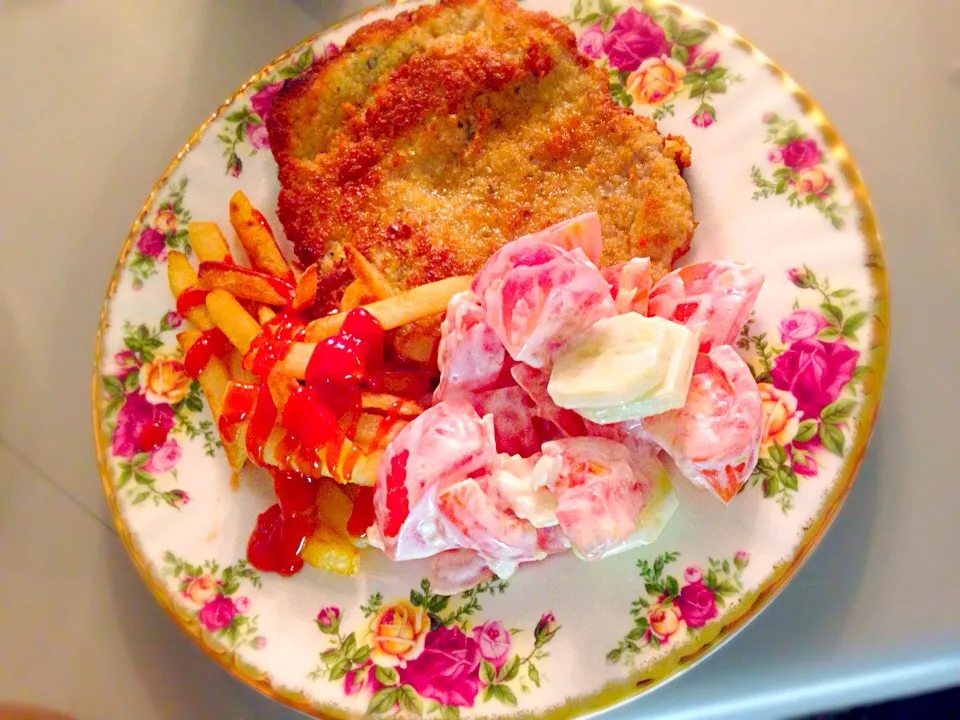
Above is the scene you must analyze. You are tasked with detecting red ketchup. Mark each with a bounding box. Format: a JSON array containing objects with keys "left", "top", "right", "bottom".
[
  {"left": 247, "top": 469, "right": 321, "bottom": 576},
  {"left": 243, "top": 312, "right": 306, "bottom": 382},
  {"left": 176, "top": 286, "right": 208, "bottom": 316},
  {"left": 346, "top": 486, "right": 377, "bottom": 537},
  {"left": 136, "top": 419, "right": 170, "bottom": 453},
  {"left": 183, "top": 328, "right": 232, "bottom": 378},
  {"left": 243, "top": 307, "right": 389, "bottom": 576},
  {"left": 218, "top": 381, "right": 257, "bottom": 442}
]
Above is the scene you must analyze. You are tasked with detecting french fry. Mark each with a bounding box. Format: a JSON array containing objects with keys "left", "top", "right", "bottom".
[
  {"left": 315, "top": 479, "right": 355, "bottom": 534},
  {"left": 354, "top": 413, "right": 408, "bottom": 451},
  {"left": 281, "top": 343, "right": 314, "bottom": 379},
  {"left": 205, "top": 289, "right": 261, "bottom": 354},
  {"left": 176, "top": 330, "right": 246, "bottom": 471},
  {"left": 339, "top": 279, "right": 373, "bottom": 312},
  {"left": 293, "top": 262, "right": 319, "bottom": 311},
  {"left": 227, "top": 349, "right": 257, "bottom": 384},
  {"left": 303, "top": 275, "right": 471, "bottom": 343},
  {"left": 389, "top": 327, "right": 440, "bottom": 365},
  {"left": 228, "top": 190, "right": 293, "bottom": 281},
  {"left": 259, "top": 427, "right": 376, "bottom": 486},
  {"left": 361, "top": 392, "right": 423, "bottom": 417},
  {"left": 266, "top": 364, "right": 298, "bottom": 412},
  {"left": 301, "top": 523, "right": 359, "bottom": 576},
  {"left": 258, "top": 306, "right": 277, "bottom": 325},
  {"left": 344, "top": 245, "right": 397, "bottom": 300},
  {"left": 198, "top": 260, "right": 294, "bottom": 305},
  {"left": 188, "top": 221, "right": 232, "bottom": 262},
  {"left": 166, "top": 251, "right": 213, "bottom": 329}
]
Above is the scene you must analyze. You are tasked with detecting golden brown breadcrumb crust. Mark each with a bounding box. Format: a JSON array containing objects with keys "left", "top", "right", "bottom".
[{"left": 267, "top": 0, "right": 695, "bottom": 312}]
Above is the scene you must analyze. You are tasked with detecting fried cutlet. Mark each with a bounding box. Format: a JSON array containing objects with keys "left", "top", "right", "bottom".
[{"left": 267, "top": 0, "right": 694, "bottom": 313}]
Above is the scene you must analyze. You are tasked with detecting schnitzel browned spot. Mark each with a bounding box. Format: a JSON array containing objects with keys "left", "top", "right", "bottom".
[{"left": 267, "top": 0, "right": 694, "bottom": 316}]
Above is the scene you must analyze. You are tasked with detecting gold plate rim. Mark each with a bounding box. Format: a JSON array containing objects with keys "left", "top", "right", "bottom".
[{"left": 90, "top": 2, "right": 890, "bottom": 718}]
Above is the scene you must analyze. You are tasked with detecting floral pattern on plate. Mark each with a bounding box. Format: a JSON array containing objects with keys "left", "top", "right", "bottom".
[
  {"left": 738, "top": 267, "right": 872, "bottom": 511},
  {"left": 750, "top": 113, "right": 849, "bottom": 228},
  {"left": 218, "top": 43, "right": 337, "bottom": 176},
  {"left": 309, "top": 579, "right": 559, "bottom": 717},
  {"left": 607, "top": 551, "right": 749, "bottom": 663},
  {"left": 100, "top": 312, "right": 219, "bottom": 507},
  {"left": 567, "top": 0, "right": 742, "bottom": 125},
  {"left": 163, "top": 552, "right": 265, "bottom": 650},
  {"left": 128, "top": 177, "right": 192, "bottom": 286}
]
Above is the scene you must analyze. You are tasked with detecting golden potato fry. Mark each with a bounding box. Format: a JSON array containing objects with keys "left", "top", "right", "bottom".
[
  {"left": 228, "top": 190, "right": 293, "bottom": 281},
  {"left": 361, "top": 393, "right": 423, "bottom": 417},
  {"left": 303, "top": 275, "right": 472, "bottom": 342},
  {"left": 344, "top": 245, "right": 397, "bottom": 300},
  {"left": 353, "top": 413, "right": 408, "bottom": 452},
  {"left": 339, "top": 279, "right": 374, "bottom": 312},
  {"left": 315, "top": 479, "right": 354, "bottom": 534},
  {"left": 266, "top": 364, "right": 298, "bottom": 413},
  {"left": 166, "top": 251, "right": 213, "bottom": 330},
  {"left": 257, "top": 306, "right": 277, "bottom": 324},
  {"left": 187, "top": 221, "right": 232, "bottom": 262},
  {"left": 205, "top": 289, "right": 261, "bottom": 354},
  {"left": 293, "top": 262, "right": 319, "bottom": 311},
  {"left": 198, "top": 260, "right": 294, "bottom": 305},
  {"left": 389, "top": 328, "right": 440, "bottom": 365},
  {"left": 301, "top": 524, "right": 359, "bottom": 576},
  {"left": 176, "top": 329, "right": 246, "bottom": 471},
  {"left": 226, "top": 349, "right": 257, "bottom": 384}
]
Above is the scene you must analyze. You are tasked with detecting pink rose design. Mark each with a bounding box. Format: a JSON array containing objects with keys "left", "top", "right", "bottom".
[
  {"left": 344, "top": 662, "right": 382, "bottom": 697},
  {"left": 227, "top": 154, "right": 242, "bottom": 177},
  {"left": 471, "top": 621, "right": 511, "bottom": 670},
  {"left": 108, "top": 349, "right": 140, "bottom": 380},
  {"left": 198, "top": 594, "right": 238, "bottom": 632},
  {"left": 246, "top": 123, "right": 270, "bottom": 150},
  {"left": 144, "top": 438, "right": 181, "bottom": 473},
  {"left": 780, "top": 137, "right": 822, "bottom": 171},
  {"left": 686, "top": 44, "right": 718, "bottom": 70},
  {"left": 252, "top": 636, "right": 267, "bottom": 649},
  {"left": 578, "top": 22, "right": 606, "bottom": 58},
  {"left": 169, "top": 489, "right": 190, "bottom": 507},
  {"left": 790, "top": 446, "right": 819, "bottom": 476},
  {"left": 602, "top": 8, "right": 669, "bottom": 71},
  {"left": 235, "top": 596, "right": 250, "bottom": 613},
  {"left": 684, "top": 565, "right": 702, "bottom": 583},
  {"left": 692, "top": 110, "right": 714, "bottom": 128},
  {"left": 770, "top": 338, "right": 860, "bottom": 418},
  {"left": 343, "top": 667, "right": 367, "bottom": 696},
  {"left": 779, "top": 309, "right": 829, "bottom": 343},
  {"left": 137, "top": 226, "right": 167, "bottom": 257},
  {"left": 734, "top": 551, "right": 750, "bottom": 569},
  {"left": 768, "top": 149, "right": 782, "bottom": 163},
  {"left": 674, "top": 581, "right": 717, "bottom": 628},
  {"left": 319, "top": 42, "right": 339, "bottom": 62},
  {"left": 398, "top": 626, "right": 482, "bottom": 707},
  {"left": 250, "top": 81, "right": 282, "bottom": 121},
  {"left": 162, "top": 310, "right": 182, "bottom": 330},
  {"left": 788, "top": 266, "right": 815, "bottom": 289},
  {"left": 111, "top": 392, "right": 174, "bottom": 458}
]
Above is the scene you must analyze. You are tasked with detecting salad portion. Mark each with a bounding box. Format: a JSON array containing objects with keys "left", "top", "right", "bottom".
[{"left": 366, "top": 214, "right": 766, "bottom": 590}]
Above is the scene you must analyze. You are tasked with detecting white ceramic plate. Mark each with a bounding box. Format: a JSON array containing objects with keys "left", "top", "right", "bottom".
[{"left": 92, "top": 1, "right": 889, "bottom": 718}]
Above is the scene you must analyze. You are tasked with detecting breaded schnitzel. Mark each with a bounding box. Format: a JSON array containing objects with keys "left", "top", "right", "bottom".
[{"left": 267, "top": 0, "right": 694, "bottom": 315}]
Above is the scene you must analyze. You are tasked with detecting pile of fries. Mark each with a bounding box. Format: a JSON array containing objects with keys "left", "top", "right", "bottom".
[{"left": 166, "top": 190, "right": 469, "bottom": 575}]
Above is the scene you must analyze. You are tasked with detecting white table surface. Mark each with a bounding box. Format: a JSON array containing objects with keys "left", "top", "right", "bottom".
[{"left": 1, "top": 1, "right": 959, "bottom": 718}]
